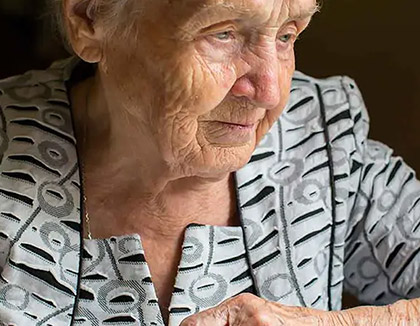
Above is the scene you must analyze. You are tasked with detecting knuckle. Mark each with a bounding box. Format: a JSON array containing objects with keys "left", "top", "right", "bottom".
[
  {"left": 252, "top": 311, "right": 272, "bottom": 326},
  {"left": 180, "top": 317, "right": 197, "bottom": 326},
  {"left": 234, "top": 292, "right": 257, "bottom": 304}
]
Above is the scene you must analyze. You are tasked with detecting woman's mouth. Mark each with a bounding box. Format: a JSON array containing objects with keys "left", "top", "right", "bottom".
[
  {"left": 201, "top": 120, "right": 258, "bottom": 145},
  {"left": 219, "top": 121, "right": 257, "bottom": 130}
]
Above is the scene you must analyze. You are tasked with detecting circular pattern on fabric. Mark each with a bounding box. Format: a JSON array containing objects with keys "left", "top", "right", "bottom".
[
  {"left": 188, "top": 273, "right": 228, "bottom": 308},
  {"left": 357, "top": 257, "right": 381, "bottom": 280},
  {"left": 39, "top": 222, "right": 71, "bottom": 254},
  {"left": 59, "top": 246, "right": 80, "bottom": 287},
  {"left": 38, "top": 182, "right": 74, "bottom": 218},
  {"left": 268, "top": 158, "right": 304, "bottom": 185},
  {"left": 0, "top": 285, "right": 30, "bottom": 311},
  {"left": 8, "top": 83, "right": 51, "bottom": 102},
  {"left": 293, "top": 179, "right": 326, "bottom": 205},
  {"left": 397, "top": 190, "right": 420, "bottom": 241},
  {"left": 323, "top": 89, "right": 346, "bottom": 106},
  {"left": 182, "top": 237, "right": 204, "bottom": 264},
  {"left": 42, "top": 108, "right": 72, "bottom": 133},
  {"left": 38, "top": 141, "right": 69, "bottom": 169},
  {"left": 98, "top": 280, "right": 146, "bottom": 314},
  {"left": 118, "top": 236, "right": 142, "bottom": 254},
  {"left": 331, "top": 147, "right": 348, "bottom": 168},
  {"left": 220, "top": 227, "right": 243, "bottom": 237},
  {"left": 377, "top": 190, "right": 397, "bottom": 213},
  {"left": 349, "top": 93, "right": 362, "bottom": 108},
  {"left": 261, "top": 273, "right": 293, "bottom": 301},
  {"left": 314, "top": 249, "right": 328, "bottom": 276},
  {"left": 82, "top": 240, "right": 106, "bottom": 275}
]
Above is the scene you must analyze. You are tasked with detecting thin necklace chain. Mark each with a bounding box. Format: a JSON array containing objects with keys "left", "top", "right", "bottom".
[
  {"left": 81, "top": 84, "right": 93, "bottom": 240},
  {"left": 82, "top": 185, "right": 92, "bottom": 240}
]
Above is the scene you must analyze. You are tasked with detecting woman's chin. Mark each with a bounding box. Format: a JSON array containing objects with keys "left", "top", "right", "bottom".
[
  {"left": 195, "top": 140, "right": 257, "bottom": 176},
  {"left": 168, "top": 127, "right": 259, "bottom": 178}
]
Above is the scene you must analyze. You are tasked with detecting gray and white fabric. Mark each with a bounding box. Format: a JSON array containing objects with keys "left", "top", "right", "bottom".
[
  {"left": 79, "top": 225, "right": 254, "bottom": 326},
  {"left": 0, "top": 57, "right": 419, "bottom": 326}
]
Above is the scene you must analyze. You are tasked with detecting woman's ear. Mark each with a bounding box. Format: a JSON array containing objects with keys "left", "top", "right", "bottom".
[{"left": 63, "top": 0, "right": 103, "bottom": 63}]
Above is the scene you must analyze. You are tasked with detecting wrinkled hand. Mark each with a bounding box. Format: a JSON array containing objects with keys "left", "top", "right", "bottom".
[{"left": 180, "top": 293, "right": 350, "bottom": 326}]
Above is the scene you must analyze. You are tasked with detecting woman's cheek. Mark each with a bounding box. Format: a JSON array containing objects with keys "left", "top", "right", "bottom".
[
  {"left": 277, "top": 45, "right": 296, "bottom": 64},
  {"left": 277, "top": 46, "right": 295, "bottom": 90},
  {"left": 260, "top": 52, "right": 294, "bottom": 132},
  {"left": 218, "top": 63, "right": 238, "bottom": 91},
  {"left": 190, "top": 54, "right": 238, "bottom": 113},
  {"left": 195, "top": 38, "right": 232, "bottom": 62}
]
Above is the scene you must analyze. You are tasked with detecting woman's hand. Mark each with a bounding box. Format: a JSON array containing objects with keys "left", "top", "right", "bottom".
[
  {"left": 179, "top": 293, "right": 347, "bottom": 326},
  {"left": 180, "top": 293, "right": 420, "bottom": 326}
]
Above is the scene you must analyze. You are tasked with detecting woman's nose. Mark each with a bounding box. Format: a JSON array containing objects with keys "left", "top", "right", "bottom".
[{"left": 230, "top": 48, "right": 281, "bottom": 110}]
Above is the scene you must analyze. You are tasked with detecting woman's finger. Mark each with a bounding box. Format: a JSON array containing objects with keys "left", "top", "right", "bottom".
[
  {"left": 180, "top": 293, "right": 279, "bottom": 326},
  {"left": 180, "top": 302, "right": 229, "bottom": 326}
]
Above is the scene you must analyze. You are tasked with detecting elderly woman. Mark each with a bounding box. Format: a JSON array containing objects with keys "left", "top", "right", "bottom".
[{"left": 0, "top": 0, "right": 419, "bottom": 325}]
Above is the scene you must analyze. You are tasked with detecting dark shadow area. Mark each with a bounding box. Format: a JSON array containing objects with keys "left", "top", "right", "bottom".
[{"left": 295, "top": 0, "right": 420, "bottom": 172}]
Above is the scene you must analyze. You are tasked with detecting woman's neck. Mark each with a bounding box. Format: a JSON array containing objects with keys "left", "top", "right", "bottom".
[{"left": 70, "top": 74, "right": 239, "bottom": 240}]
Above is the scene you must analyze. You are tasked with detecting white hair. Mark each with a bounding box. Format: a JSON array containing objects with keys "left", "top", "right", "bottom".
[{"left": 51, "top": 0, "right": 136, "bottom": 50}]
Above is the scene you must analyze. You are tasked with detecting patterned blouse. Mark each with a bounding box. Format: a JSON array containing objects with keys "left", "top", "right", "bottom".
[
  {"left": 78, "top": 226, "right": 254, "bottom": 326},
  {"left": 0, "top": 57, "right": 419, "bottom": 326}
]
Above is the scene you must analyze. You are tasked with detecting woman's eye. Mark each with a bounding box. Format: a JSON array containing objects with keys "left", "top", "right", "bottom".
[
  {"left": 278, "top": 33, "right": 294, "bottom": 43},
  {"left": 213, "top": 31, "right": 233, "bottom": 41}
]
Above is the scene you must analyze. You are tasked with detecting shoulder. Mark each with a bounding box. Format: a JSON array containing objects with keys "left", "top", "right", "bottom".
[
  {"left": 273, "top": 71, "right": 371, "bottom": 155},
  {"left": 0, "top": 58, "right": 80, "bottom": 268},
  {"left": 0, "top": 57, "right": 79, "bottom": 105},
  {"left": 0, "top": 57, "right": 77, "bottom": 97},
  {"left": 289, "top": 70, "right": 370, "bottom": 127},
  {"left": 250, "top": 71, "right": 373, "bottom": 199},
  {"left": 245, "top": 71, "right": 373, "bottom": 187},
  {"left": 0, "top": 57, "right": 78, "bottom": 161}
]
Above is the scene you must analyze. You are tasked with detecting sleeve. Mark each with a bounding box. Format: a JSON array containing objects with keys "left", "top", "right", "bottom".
[
  {"left": 342, "top": 78, "right": 420, "bottom": 305},
  {"left": 0, "top": 101, "right": 10, "bottom": 274},
  {"left": 0, "top": 102, "right": 9, "bottom": 274}
]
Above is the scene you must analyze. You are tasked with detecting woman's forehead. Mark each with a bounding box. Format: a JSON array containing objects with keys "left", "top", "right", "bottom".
[
  {"left": 173, "top": 0, "right": 318, "bottom": 23},
  {"left": 178, "top": 0, "right": 317, "bottom": 15}
]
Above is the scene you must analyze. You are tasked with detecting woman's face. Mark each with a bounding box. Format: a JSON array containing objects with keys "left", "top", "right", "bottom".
[{"left": 99, "top": 0, "right": 316, "bottom": 177}]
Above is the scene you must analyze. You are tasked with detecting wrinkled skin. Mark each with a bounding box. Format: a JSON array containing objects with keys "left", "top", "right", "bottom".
[
  {"left": 66, "top": 0, "right": 316, "bottom": 241},
  {"left": 64, "top": 0, "right": 420, "bottom": 324},
  {"left": 90, "top": 0, "right": 315, "bottom": 177},
  {"left": 179, "top": 293, "right": 420, "bottom": 326}
]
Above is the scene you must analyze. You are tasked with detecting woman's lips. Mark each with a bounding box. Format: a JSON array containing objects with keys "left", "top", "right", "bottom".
[
  {"left": 219, "top": 121, "right": 256, "bottom": 130},
  {"left": 203, "top": 121, "right": 258, "bottom": 145}
]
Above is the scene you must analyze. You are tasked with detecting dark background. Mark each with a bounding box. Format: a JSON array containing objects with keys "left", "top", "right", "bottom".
[
  {"left": 0, "top": 0, "right": 419, "bottom": 308},
  {"left": 297, "top": 0, "right": 420, "bottom": 171}
]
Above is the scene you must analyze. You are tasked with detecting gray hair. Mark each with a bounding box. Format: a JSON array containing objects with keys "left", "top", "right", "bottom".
[{"left": 51, "top": 0, "right": 136, "bottom": 50}]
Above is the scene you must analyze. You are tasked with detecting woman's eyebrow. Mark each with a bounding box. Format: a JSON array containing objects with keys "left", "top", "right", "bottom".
[{"left": 180, "top": 4, "right": 251, "bottom": 30}]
